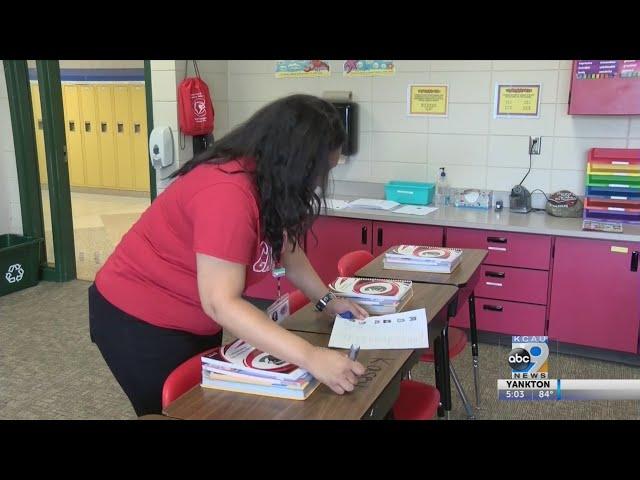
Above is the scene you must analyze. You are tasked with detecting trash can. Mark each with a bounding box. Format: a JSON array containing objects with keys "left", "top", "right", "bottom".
[{"left": 0, "top": 234, "right": 44, "bottom": 296}]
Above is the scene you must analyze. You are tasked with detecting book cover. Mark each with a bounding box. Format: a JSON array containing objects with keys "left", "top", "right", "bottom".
[
  {"left": 202, "top": 369, "right": 312, "bottom": 390},
  {"left": 202, "top": 339, "right": 308, "bottom": 381},
  {"left": 386, "top": 245, "right": 463, "bottom": 264},
  {"left": 329, "top": 277, "right": 412, "bottom": 301},
  {"left": 383, "top": 260, "right": 460, "bottom": 274},
  {"left": 201, "top": 376, "right": 321, "bottom": 401}
]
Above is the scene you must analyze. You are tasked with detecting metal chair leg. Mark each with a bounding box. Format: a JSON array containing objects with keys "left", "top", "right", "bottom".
[{"left": 450, "top": 364, "right": 476, "bottom": 420}]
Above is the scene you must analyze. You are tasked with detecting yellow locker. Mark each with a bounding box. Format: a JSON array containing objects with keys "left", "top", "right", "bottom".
[
  {"left": 79, "top": 85, "right": 101, "bottom": 187},
  {"left": 114, "top": 85, "right": 134, "bottom": 190},
  {"left": 96, "top": 85, "right": 117, "bottom": 188},
  {"left": 30, "top": 83, "right": 47, "bottom": 185},
  {"left": 63, "top": 85, "right": 85, "bottom": 187},
  {"left": 130, "top": 85, "right": 150, "bottom": 192}
]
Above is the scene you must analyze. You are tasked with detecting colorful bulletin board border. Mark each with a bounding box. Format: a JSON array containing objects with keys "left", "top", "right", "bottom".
[
  {"left": 576, "top": 60, "right": 640, "bottom": 80},
  {"left": 275, "top": 60, "right": 331, "bottom": 78},
  {"left": 494, "top": 84, "right": 541, "bottom": 118},
  {"left": 407, "top": 84, "right": 449, "bottom": 116},
  {"left": 343, "top": 60, "right": 395, "bottom": 77}
]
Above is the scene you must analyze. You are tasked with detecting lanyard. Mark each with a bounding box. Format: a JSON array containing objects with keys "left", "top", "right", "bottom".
[{"left": 272, "top": 263, "right": 286, "bottom": 298}]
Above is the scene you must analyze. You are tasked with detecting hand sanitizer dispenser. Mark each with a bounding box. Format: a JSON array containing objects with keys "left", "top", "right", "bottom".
[{"left": 149, "top": 126, "right": 177, "bottom": 189}]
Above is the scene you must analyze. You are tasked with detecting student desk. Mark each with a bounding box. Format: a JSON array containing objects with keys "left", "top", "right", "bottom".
[
  {"left": 355, "top": 247, "right": 487, "bottom": 415},
  {"left": 163, "top": 331, "right": 417, "bottom": 420},
  {"left": 280, "top": 282, "right": 459, "bottom": 419}
]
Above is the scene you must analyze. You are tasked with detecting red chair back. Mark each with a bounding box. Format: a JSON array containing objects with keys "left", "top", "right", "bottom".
[
  {"left": 162, "top": 348, "right": 216, "bottom": 410},
  {"left": 288, "top": 289, "right": 309, "bottom": 314},
  {"left": 338, "top": 250, "right": 375, "bottom": 277}
]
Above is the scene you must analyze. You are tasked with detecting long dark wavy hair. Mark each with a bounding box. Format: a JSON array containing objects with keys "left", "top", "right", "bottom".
[{"left": 171, "top": 94, "right": 346, "bottom": 262}]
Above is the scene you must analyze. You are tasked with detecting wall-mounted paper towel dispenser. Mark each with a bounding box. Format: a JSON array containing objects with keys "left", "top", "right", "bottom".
[
  {"left": 330, "top": 101, "right": 358, "bottom": 156},
  {"left": 324, "top": 92, "right": 358, "bottom": 157}
]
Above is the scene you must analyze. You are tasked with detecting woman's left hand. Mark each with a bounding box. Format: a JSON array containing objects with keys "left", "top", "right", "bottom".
[{"left": 325, "top": 298, "right": 369, "bottom": 320}]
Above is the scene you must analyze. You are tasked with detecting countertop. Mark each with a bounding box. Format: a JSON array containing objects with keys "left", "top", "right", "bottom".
[{"left": 321, "top": 196, "right": 640, "bottom": 242}]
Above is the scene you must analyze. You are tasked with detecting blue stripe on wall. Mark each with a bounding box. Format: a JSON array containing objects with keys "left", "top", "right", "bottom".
[{"left": 29, "top": 68, "right": 145, "bottom": 82}]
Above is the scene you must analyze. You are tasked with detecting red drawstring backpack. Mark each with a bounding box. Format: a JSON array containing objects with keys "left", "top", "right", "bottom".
[{"left": 177, "top": 60, "right": 214, "bottom": 136}]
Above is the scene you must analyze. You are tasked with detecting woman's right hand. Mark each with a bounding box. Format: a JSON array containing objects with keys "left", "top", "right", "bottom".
[{"left": 306, "top": 346, "right": 366, "bottom": 394}]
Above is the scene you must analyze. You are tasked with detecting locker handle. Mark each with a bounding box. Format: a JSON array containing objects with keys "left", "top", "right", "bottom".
[
  {"left": 485, "top": 271, "right": 505, "bottom": 278},
  {"left": 84, "top": 122, "right": 91, "bottom": 133},
  {"left": 483, "top": 304, "right": 503, "bottom": 312},
  {"left": 117, "top": 123, "right": 124, "bottom": 133},
  {"left": 487, "top": 236, "right": 507, "bottom": 243},
  {"left": 134, "top": 123, "right": 141, "bottom": 134},
  {"left": 377, "top": 227, "right": 383, "bottom": 247},
  {"left": 361, "top": 226, "right": 368, "bottom": 245},
  {"left": 101, "top": 122, "right": 108, "bottom": 133},
  {"left": 69, "top": 121, "right": 75, "bottom": 132},
  {"left": 631, "top": 251, "right": 639, "bottom": 272}
]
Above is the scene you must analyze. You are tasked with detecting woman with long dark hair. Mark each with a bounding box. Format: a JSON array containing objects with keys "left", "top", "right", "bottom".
[{"left": 89, "top": 94, "right": 367, "bottom": 416}]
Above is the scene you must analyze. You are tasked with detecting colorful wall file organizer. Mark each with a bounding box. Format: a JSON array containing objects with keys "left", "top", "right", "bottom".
[{"left": 584, "top": 148, "right": 640, "bottom": 225}]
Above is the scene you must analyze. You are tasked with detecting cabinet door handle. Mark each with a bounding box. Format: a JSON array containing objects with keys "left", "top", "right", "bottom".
[
  {"left": 361, "top": 226, "right": 368, "bottom": 245},
  {"left": 631, "top": 251, "right": 639, "bottom": 272},
  {"left": 485, "top": 271, "right": 505, "bottom": 278},
  {"left": 483, "top": 304, "right": 503, "bottom": 312},
  {"left": 377, "top": 227, "right": 383, "bottom": 247},
  {"left": 487, "top": 236, "right": 507, "bottom": 243}
]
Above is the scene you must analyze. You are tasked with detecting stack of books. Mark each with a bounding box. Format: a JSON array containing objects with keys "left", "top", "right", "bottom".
[
  {"left": 201, "top": 339, "right": 320, "bottom": 400},
  {"left": 328, "top": 277, "right": 413, "bottom": 314},
  {"left": 383, "top": 245, "right": 463, "bottom": 274}
]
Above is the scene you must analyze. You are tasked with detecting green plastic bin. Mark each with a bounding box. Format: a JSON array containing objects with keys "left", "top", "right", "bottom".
[{"left": 0, "top": 234, "right": 44, "bottom": 296}]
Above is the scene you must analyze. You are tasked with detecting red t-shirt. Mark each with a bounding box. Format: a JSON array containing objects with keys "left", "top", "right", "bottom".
[{"left": 95, "top": 158, "right": 272, "bottom": 335}]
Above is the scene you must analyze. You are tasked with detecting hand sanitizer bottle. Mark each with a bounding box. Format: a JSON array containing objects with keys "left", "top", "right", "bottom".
[{"left": 436, "top": 167, "right": 449, "bottom": 206}]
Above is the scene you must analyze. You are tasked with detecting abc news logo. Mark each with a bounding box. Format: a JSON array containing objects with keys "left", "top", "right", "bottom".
[{"left": 508, "top": 347, "right": 547, "bottom": 379}]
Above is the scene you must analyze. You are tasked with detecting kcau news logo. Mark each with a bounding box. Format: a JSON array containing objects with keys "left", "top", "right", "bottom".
[{"left": 508, "top": 336, "right": 549, "bottom": 379}]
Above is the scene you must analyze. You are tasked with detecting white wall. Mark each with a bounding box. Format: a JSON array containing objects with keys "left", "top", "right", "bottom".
[
  {"left": 226, "top": 60, "right": 640, "bottom": 196},
  {"left": 150, "top": 60, "right": 229, "bottom": 193},
  {"left": 0, "top": 62, "right": 22, "bottom": 234}
]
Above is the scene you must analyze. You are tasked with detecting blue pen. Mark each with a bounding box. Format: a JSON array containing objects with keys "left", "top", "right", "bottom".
[{"left": 340, "top": 311, "right": 354, "bottom": 319}]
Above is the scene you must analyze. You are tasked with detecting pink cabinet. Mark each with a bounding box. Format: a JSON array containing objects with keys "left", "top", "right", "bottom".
[
  {"left": 372, "top": 221, "right": 443, "bottom": 257},
  {"left": 305, "top": 216, "right": 372, "bottom": 285},
  {"left": 446, "top": 226, "right": 552, "bottom": 337},
  {"left": 449, "top": 297, "right": 546, "bottom": 336},
  {"left": 548, "top": 237, "right": 640, "bottom": 353},
  {"left": 446, "top": 227, "right": 551, "bottom": 270},
  {"left": 475, "top": 265, "right": 549, "bottom": 305}
]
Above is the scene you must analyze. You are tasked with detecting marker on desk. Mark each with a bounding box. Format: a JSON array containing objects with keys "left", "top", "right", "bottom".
[{"left": 348, "top": 344, "right": 360, "bottom": 361}]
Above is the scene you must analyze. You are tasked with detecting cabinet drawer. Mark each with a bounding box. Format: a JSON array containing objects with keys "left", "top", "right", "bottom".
[
  {"left": 475, "top": 265, "right": 549, "bottom": 305},
  {"left": 450, "top": 297, "right": 546, "bottom": 336},
  {"left": 446, "top": 227, "right": 551, "bottom": 270}
]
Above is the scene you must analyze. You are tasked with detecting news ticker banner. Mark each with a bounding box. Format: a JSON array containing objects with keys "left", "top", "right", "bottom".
[
  {"left": 498, "top": 379, "right": 640, "bottom": 401},
  {"left": 499, "top": 336, "right": 640, "bottom": 401}
]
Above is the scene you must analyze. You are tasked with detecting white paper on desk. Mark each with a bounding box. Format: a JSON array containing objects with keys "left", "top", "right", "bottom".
[
  {"left": 328, "top": 308, "right": 429, "bottom": 350},
  {"left": 323, "top": 198, "right": 350, "bottom": 210},
  {"left": 394, "top": 205, "right": 438, "bottom": 216},
  {"left": 347, "top": 198, "right": 400, "bottom": 211}
]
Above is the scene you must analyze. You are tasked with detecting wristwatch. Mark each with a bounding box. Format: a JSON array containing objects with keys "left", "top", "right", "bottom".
[{"left": 314, "top": 292, "right": 336, "bottom": 312}]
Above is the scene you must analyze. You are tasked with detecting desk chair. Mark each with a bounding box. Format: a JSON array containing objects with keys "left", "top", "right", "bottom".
[{"left": 338, "top": 250, "right": 474, "bottom": 420}]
